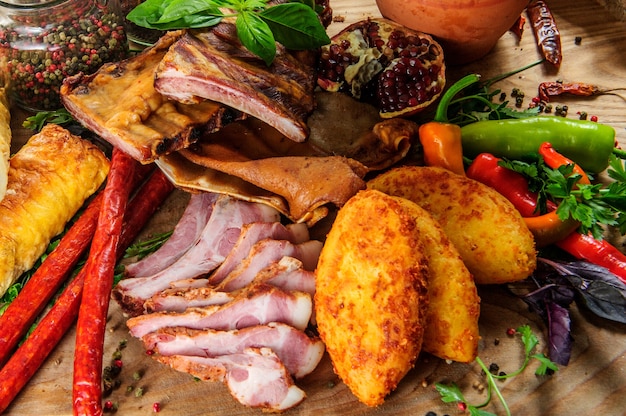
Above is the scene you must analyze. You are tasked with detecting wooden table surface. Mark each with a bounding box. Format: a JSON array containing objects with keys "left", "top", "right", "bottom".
[{"left": 6, "top": 0, "right": 626, "bottom": 415}]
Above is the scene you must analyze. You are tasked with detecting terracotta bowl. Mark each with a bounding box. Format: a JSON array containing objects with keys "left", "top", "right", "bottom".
[{"left": 375, "top": 0, "right": 530, "bottom": 65}]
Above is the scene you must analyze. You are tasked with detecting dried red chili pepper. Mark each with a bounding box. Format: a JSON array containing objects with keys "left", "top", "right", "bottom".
[
  {"left": 527, "top": 0, "right": 562, "bottom": 67},
  {"left": 538, "top": 81, "right": 626, "bottom": 102},
  {"left": 538, "top": 81, "right": 600, "bottom": 102}
]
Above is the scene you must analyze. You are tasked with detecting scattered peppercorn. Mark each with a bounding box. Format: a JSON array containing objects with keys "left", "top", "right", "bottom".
[
  {"left": 489, "top": 363, "right": 500, "bottom": 374},
  {"left": 425, "top": 411, "right": 438, "bottom": 416},
  {"left": 506, "top": 327, "right": 517, "bottom": 336},
  {"left": 578, "top": 111, "right": 588, "bottom": 120},
  {"left": 574, "top": 36, "right": 582, "bottom": 45},
  {"left": 494, "top": 337, "right": 500, "bottom": 346},
  {"left": 590, "top": 115, "right": 598, "bottom": 122},
  {"left": 0, "top": 1, "right": 128, "bottom": 110},
  {"left": 153, "top": 402, "right": 161, "bottom": 412}
]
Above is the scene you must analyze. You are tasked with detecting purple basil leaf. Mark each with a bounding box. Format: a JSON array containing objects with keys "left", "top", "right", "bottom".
[
  {"left": 546, "top": 301, "right": 573, "bottom": 365},
  {"left": 540, "top": 258, "right": 626, "bottom": 324}
]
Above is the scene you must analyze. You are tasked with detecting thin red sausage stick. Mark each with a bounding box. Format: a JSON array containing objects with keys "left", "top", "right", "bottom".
[
  {"left": 0, "top": 168, "right": 174, "bottom": 414},
  {"left": 0, "top": 164, "right": 153, "bottom": 368},
  {"left": 73, "top": 148, "right": 138, "bottom": 416}
]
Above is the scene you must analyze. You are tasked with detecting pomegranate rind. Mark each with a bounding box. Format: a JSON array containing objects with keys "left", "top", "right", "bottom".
[{"left": 317, "top": 18, "right": 446, "bottom": 119}]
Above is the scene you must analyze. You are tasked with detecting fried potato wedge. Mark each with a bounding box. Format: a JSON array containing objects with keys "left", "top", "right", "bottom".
[
  {"left": 315, "top": 189, "right": 429, "bottom": 407},
  {"left": 368, "top": 166, "right": 536, "bottom": 284},
  {"left": 412, "top": 201, "right": 480, "bottom": 363}
]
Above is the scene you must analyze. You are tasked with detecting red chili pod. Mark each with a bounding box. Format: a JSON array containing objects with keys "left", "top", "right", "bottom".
[{"left": 527, "top": 0, "right": 562, "bottom": 67}]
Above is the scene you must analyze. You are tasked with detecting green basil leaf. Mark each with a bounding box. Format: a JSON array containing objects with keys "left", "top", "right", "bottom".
[
  {"left": 126, "top": 0, "right": 167, "bottom": 28},
  {"left": 236, "top": 11, "right": 276, "bottom": 65},
  {"left": 238, "top": 0, "right": 270, "bottom": 10},
  {"left": 259, "top": 3, "right": 330, "bottom": 50},
  {"left": 157, "top": 0, "right": 222, "bottom": 24},
  {"left": 127, "top": 0, "right": 223, "bottom": 29}
]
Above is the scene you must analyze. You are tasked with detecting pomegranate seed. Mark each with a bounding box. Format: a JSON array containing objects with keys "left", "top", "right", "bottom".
[{"left": 153, "top": 402, "right": 161, "bottom": 412}]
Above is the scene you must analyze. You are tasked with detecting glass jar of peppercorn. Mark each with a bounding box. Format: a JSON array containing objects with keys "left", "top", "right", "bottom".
[{"left": 0, "top": 0, "right": 129, "bottom": 111}]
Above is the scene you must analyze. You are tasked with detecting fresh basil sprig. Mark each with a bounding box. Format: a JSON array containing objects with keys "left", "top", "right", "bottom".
[{"left": 126, "top": 0, "right": 330, "bottom": 65}]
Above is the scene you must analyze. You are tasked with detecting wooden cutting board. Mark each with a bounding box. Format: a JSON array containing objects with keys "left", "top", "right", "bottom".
[{"left": 6, "top": 0, "right": 626, "bottom": 415}]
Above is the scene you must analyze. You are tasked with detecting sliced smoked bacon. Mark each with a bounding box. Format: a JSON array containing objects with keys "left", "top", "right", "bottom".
[
  {"left": 142, "top": 322, "right": 324, "bottom": 379},
  {"left": 126, "top": 283, "right": 313, "bottom": 338},
  {"left": 124, "top": 192, "right": 217, "bottom": 278},
  {"left": 214, "top": 239, "right": 323, "bottom": 291},
  {"left": 145, "top": 256, "right": 316, "bottom": 313},
  {"left": 113, "top": 194, "right": 280, "bottom": 316},
  {"left": 208, "top": 221, "right": 310, "bottom": 285},
  {"left": 154, "top": 24, "right": 317, "bottom": 143},
  {"left": 156, "top": 348, "right": 306, "bottom": 412}
]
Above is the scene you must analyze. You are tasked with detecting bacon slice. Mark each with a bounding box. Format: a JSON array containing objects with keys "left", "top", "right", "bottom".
[
  {"left": 112, "top": 195, "right": 280, "bottom": 316},
  {"left": 126, "top": 283, "right": 312, "bottom": 338},
  {"left": 143, "top": 322, "right": 324, "bottom": 379},
  {"left": 144, "top": 256, "right": 316, "bottom": 313},
  {"left": 208, "top": 221, "right": 310, "bottom": 285},
  {"left": 124, "top": 192, "right": 218, "bottom": 278},
  {"left": 156, "top": 348, "right": 306, "bottom": 412},
  {"left": 144, "top": 286, "right": 234, "bottom": 313},
  {"left": 255, "top": 256, "right": 316, "bottom": 296},
  {"left": 214, "top": 239, "right": 323, "bottom": 291},
  {"left": 154, "top": 25, "right": 316, "bottom": 143}
]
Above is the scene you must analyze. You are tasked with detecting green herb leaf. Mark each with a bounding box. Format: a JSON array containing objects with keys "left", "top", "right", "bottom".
[
  {"left": 532, "top": 353, "right": 559, "bottom": 376},
  {"left": 498, "top": 154, "right": 626, "bottom": 239},
  {"left": 517, "top": 325, "right": 539, "bottom": 356},
  {"left": 434, "top": 382, "right": 466, "bottom": 404},
  {"left": 236, "top": 10, "right": 276, "bottom": 65},
  {"left": 126, "top": 0, "right": 329, "bottom": 63},
  {"left": 259, "top": 3, "right": 330, "bottom": 50},
  {"left": 23, "top": 108, "right": 75, "bottom": 132},
  {"left": 156, "top": 0, "right": 222, "bottom": 24}
]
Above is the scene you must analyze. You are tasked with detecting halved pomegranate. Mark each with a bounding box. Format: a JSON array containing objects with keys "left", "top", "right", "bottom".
[{"left": 317, "top": 18, "right": 446, "bottom": 119}]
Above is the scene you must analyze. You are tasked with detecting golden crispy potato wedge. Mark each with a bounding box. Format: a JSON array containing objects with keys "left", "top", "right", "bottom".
[
  {"left": 368, "top": 166, "right": 536, "bottom": 284},
  {"left": 315, "top": 189, "right": 429, "bottom": 407},
  {"left": 413, "top": 203, "right": 480, "bottom": 363}
]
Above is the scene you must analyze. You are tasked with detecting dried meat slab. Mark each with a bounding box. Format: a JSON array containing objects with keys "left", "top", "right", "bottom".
[
  {"left": 154, "top": 24, "right": 317, "bottom": 143},
  {"left": 60, "top": 31, "right": 243, "bottom": 163}
]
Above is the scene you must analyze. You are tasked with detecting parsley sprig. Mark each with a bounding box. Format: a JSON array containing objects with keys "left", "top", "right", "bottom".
[
  {"left": 501, "top": 154, "right": 626, "bottom": 239},
  {"left": 22, "top": 108, "right": 75, "bottom": 132},
  {"left": 127, "top": 0, "right": 330, "bottom": 65},
  {"left": 435, "top": 325, "right": 558, "bottom": 416}
]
